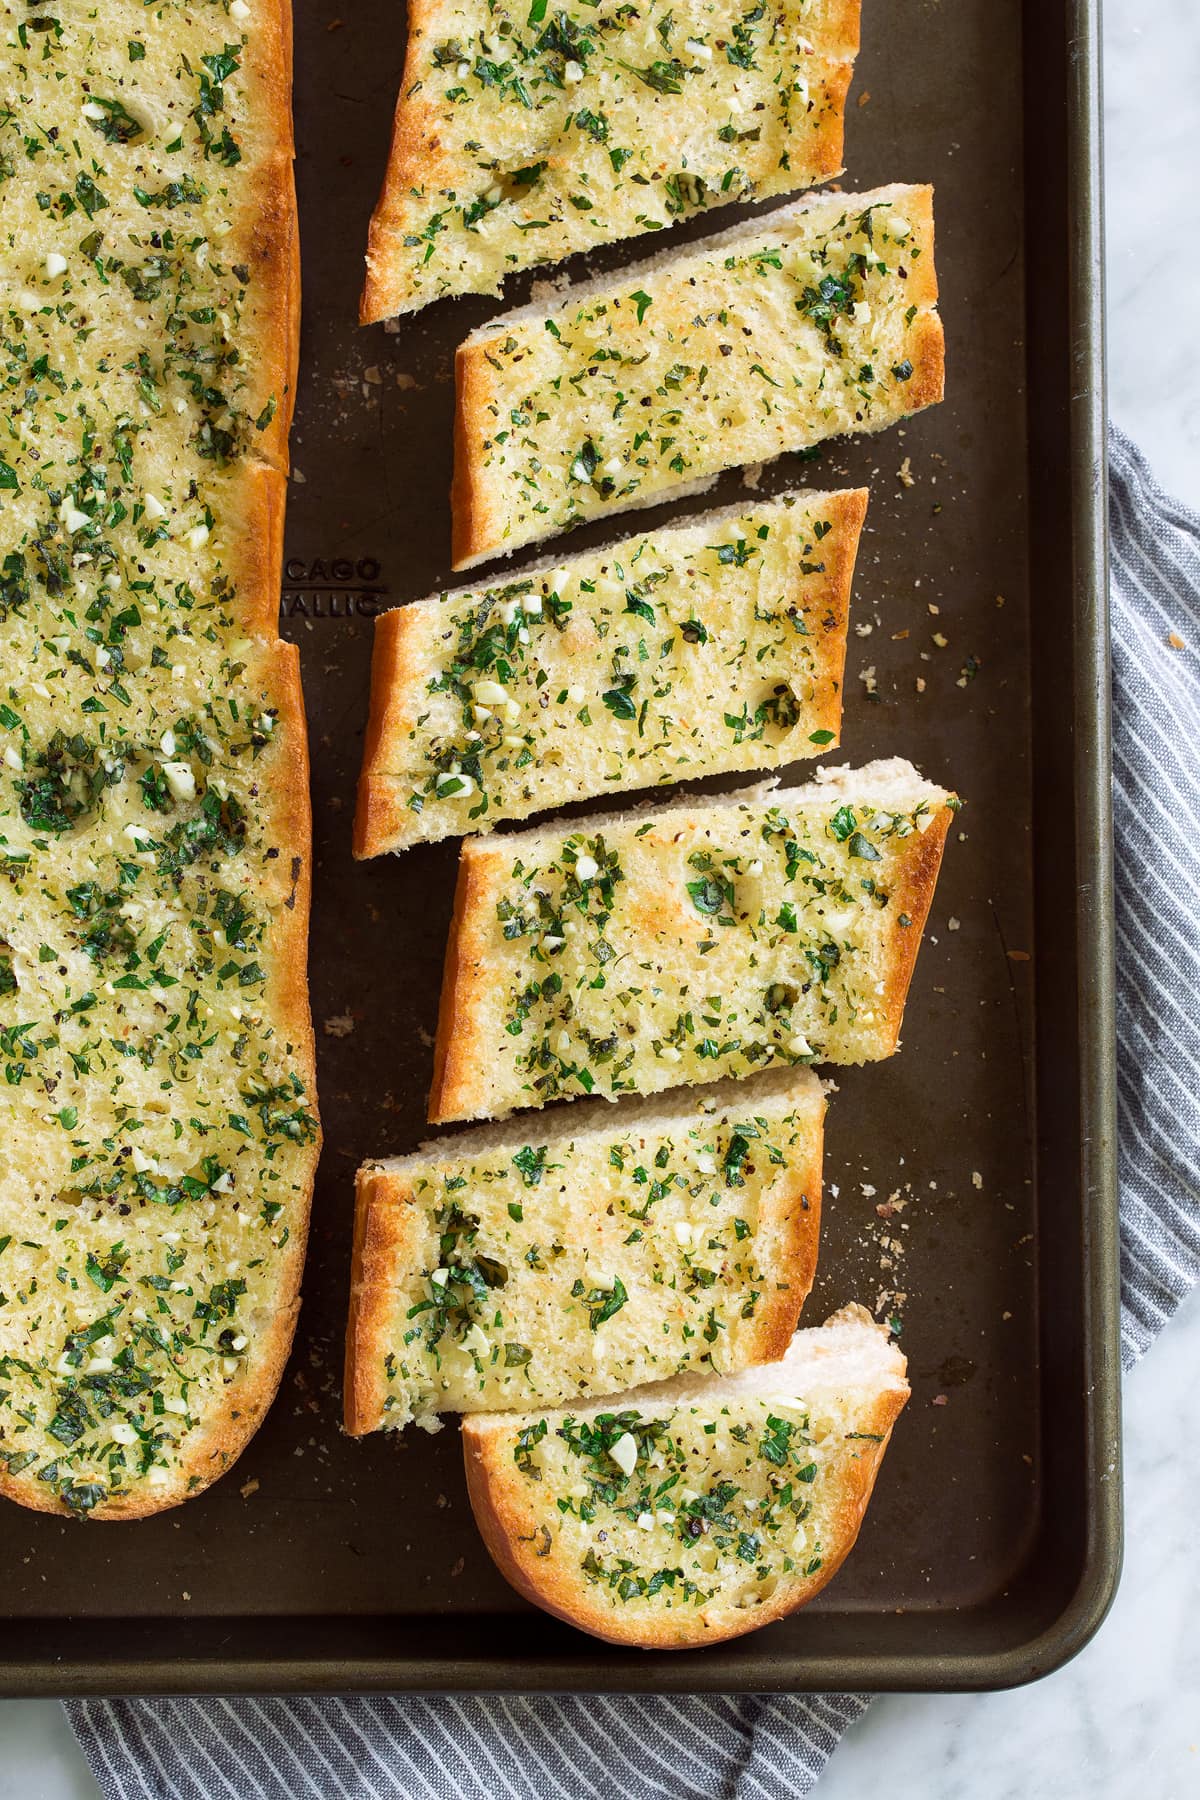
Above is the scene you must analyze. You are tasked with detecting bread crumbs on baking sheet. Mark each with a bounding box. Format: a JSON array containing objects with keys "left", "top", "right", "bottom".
[
  {"left": 972, "top": 1171, "right": 983, "bottom": 1189},
  {"left": 897, "top": 455, "right": 915, "bottom": 487},
  {"left": 323, "top": 1013, "right": 356, "bottom": 1039},
  {"left": 241, "top": 1477, "right": 260, "bottom": 1500}
]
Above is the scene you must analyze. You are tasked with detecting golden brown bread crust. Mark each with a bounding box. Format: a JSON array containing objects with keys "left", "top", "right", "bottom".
[
  {"left": 752, "top": 1143, "right": 823, "bottom": 1365},
  {"left": 235, "top": 2, "right": 300, "bottom": 477},
  {"left": 812, "top": 486, "right": 866, "bottom": 729},
  {"left": 896, "top": 186, "right": 945, "bottom": 408},
  {"left": 450, "top": 342, "right": 498, "bottom": 572},
  {"left": 0, "top": 2, "right": 319, "bottom": 1523},
  {"left": 344, "top": 1171, "right": 420, "bottom": 1436},
  {"left": 353, "top": 606, "right": 421, "bottom": 857},
  {"left": 428, "top": 841, "right": 499, "bottom": 1124},
  {"left": 360, "top": 0, "right": 440, "bottom": 326},
  {"left": 461, "top": 1381, "right": 907, "bottom": 1648},
  {"left": 877, "top": 807, "right": 955, "bottom": 1056},
  {"left": 904, "top": 311, "right": 946, "bottom": 415}
]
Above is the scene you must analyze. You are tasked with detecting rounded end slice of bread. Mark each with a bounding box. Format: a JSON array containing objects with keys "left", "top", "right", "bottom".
[{"left": 462, "top": 1307, "right": 908, "bottom": 1648}]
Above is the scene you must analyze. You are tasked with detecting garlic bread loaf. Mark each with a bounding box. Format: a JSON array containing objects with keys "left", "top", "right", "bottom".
[
  {"left": 463, "top": 1306, "right": 908, "bottom": 1647},
  {"left": 361, "top": 0, "right": 861, "bottom": 321},
  {"left": 452, "top": 184, "right": 942, "bottom": 567},
  {"left": 430, "top": 759, "right": 955, "bottom": 1123},
  {"left": 356, "top": 489, "right": 864, "bottom": 855},
  {"left": 347, "top": 1069, "right": 823, "bottom": 1434},
  {"left": 0, "top": 5, "right": 317, "bottom": 1517}
]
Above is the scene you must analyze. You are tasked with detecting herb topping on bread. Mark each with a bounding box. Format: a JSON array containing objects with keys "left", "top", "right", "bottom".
[
  {"left": 361, "top": 0, "right": 860, "bottom": 320},
  {"left": 356, "top": 489, "right": 864, "bottom": 855},
  {"left": 463, "top": 1306, "right": 908, "bottom": 1647},
  {"left": 347, "top": 1069, "right": 822, "bottom": 1433},
  {"left": 430, "top": 759, "right": 956, "bottom": 1122},
  {"left": 0, "top": 2, "right": 316, "bottom": 1517},
  {"left": 451, "top": 183, "right": 942, "bottom": 567}
]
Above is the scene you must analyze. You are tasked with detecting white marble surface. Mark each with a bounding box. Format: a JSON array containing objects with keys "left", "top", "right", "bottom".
[{"left": 2, "top": 1, "right": 1198, "bottom": 1794}]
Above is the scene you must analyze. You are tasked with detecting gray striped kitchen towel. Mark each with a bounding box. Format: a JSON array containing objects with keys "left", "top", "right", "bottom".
[
  {"left": 1108, "top": 427, "right": 1200, "bottom": 1365},
  {"left": 66, "top": 425, "right": 1200, "bottom": 1798}
]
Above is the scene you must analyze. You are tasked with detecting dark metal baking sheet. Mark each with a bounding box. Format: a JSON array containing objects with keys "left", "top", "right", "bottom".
[{"left": 0, "top": 0, "right": 1119, "bottom": 1695}]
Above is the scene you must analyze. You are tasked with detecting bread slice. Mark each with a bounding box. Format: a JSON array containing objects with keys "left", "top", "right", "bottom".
[
  {"left": 451, "top": 183, "right": 942, "bottom": 568},
  {"left": 463, "top": 1305, "right": 908, "bottom": 1647},
  {"left": 0, "top": 9, "right": 317, "bottom": 1516},
  {"left": 429, "top": 758, "right": 956, "bottom": 1123},
  {"left": 347, "top": 1068, "right": 823, "bottom": 1434},
  {"left": 355, "top": 489, "right": 865, "bottom": 856},
  {"left": 360, "top": 0, "right": 861, "bottom": 322}
]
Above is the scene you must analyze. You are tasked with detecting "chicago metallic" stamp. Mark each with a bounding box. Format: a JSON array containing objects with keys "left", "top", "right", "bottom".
[{"left": 280, "top": 556, "right": 386, "bottom": 619}]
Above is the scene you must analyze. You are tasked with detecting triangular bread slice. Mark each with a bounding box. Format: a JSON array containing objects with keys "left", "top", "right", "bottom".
[
  {"left": 355, "top": 489, "right": 865, "bottom": 855},
  {"left": 346, "top": 1068, "right": 822, "bottom": 1434},
  {"left": 463, "top": 1306, "right": 908, "bottom": 1648},
  {"left": 451, "top": 183, "right": 942, "bottom": 567},
  {"left": 361, "top": 0, "right": 861, "bottom": 321},
  {"left": 430, "top": 758, "right": 957, "bottom": 1122}
]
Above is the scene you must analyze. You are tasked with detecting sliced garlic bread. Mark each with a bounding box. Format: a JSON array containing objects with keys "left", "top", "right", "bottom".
[
  {"left": 347, "top": 1069, "right": 823, "bottom": 1434},
  {"left": 452, "top": 184, "right": 942, "bottom": 567},
  {"left": 356, "top": 489, "right": 864, "bottom": 855},
  {"left": 0, "top": 6, "right": 317, "bottom": 1517},
  {"left": 463, "top": 1306, "right": 908, "bottom": 1647},
  {"left": 361, "top": 0, "right": 861, "bottom": 321},
  {"left": 430, "top": 759, "right": 955, "bottom": 1123}
]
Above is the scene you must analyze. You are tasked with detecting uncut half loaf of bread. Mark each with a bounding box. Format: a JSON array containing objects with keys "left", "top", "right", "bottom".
[
  {"left": 452, "top": 183, "right": 942, "bottom": 567},
  {"left": 430, "top": 759, "right": 956, "bottom": 1123},
  {"left": 356, "top": 489, "right": 865, "bottom": 855},
  {"left": 360, "top": 0, "right": 861, "bottom": 322},
  {"left": 0, "top": 8, "right": 318, "bottom": 1517},
  {"left": 463, "top": 1305, "right": 908, "bottom": 1647},
  {"left": 347, "top": 1068, "right": 823, "bottom": 1434}
]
